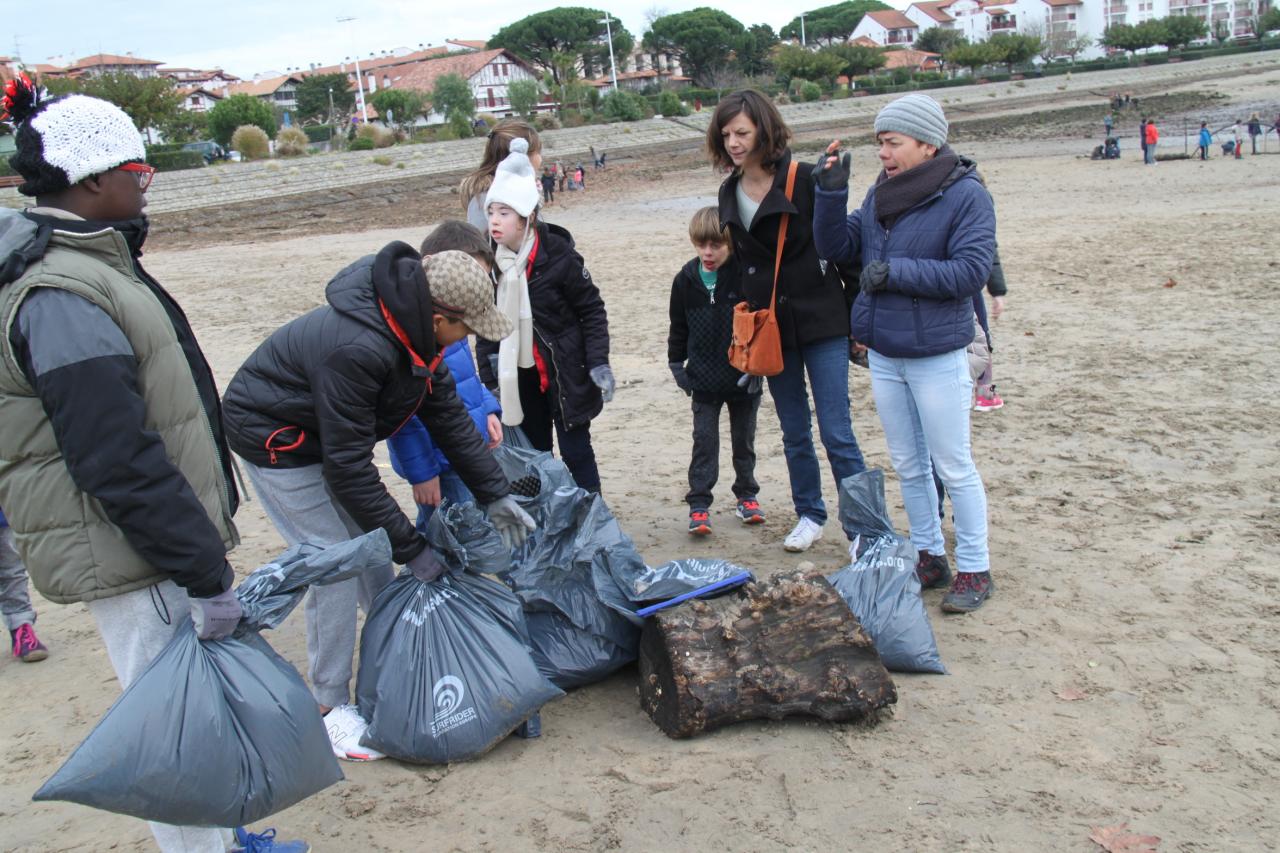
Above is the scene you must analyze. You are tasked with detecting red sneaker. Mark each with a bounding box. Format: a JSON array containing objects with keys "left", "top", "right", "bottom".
[
  {"left": 735, "top": 499, "right": 765, "bottom": 525},
  {"left": 688, "top": 509, "right": 712, "bottom": 536}
]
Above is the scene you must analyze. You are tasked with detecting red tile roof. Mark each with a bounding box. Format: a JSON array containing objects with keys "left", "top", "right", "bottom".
[
  {"left": 1040, "top": 0, "right": 1083, "bottom": 5},
  {"left": 883, "top": 48, "right": 942, "bottom": 70},
  {"left": 911, "top": 1, "right": 956, "bottom": 23},
  {"left": 70, "top": 53, "right": 163, "bottom": 69},
  {"left": 447, "top": 40, "right": 488, "bottom": 50},
  {"left": 865, "top": 10, "right": 920, "bottom": 30},
  {"left": 226, "top": 74, "right": 302, "bottom": 97},
  {"left": 388, "top": 48, "right": 534, "bottom": 94}
]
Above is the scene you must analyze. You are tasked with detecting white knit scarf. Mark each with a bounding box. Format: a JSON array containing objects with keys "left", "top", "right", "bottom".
[{"left": 494, "top": 231, "right": 536, "bottom": 426}]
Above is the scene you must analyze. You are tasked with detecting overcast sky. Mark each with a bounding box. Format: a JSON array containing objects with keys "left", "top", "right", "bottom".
[{"left": 10, "top": 0, "right": 907, "bottom": 79}]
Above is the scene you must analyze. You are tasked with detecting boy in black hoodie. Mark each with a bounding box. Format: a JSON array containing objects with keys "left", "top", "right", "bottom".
[{"left": 667, "top": 207, "right": 765, "bottom": 535}]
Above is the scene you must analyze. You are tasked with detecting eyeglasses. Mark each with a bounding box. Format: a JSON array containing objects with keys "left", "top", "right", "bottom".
[{"left": 116, "top": 162, "right": 157, "bottom": 191}]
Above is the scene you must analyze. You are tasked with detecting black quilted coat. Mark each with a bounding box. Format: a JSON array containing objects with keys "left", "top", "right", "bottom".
[{"left": 222, "top": 241, "right": 509, "bottom": 563}]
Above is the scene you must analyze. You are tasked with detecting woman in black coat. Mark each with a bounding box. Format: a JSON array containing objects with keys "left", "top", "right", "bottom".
[{"left": 710, "top": 89, "right": 866, "bottom": 553}]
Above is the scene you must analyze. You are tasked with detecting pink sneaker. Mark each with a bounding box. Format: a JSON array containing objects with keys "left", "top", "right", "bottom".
[
  {"left": 974, "top": 387, "right": 1004, "bottom": 412},
  {"left": 11, "top": 623, "right": 48, "bottom": 662}
]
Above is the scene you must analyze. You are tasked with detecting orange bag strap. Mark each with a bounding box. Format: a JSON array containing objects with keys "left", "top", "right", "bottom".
[{"left": 767, "top": 161, "right": 799, "bottom": 315}]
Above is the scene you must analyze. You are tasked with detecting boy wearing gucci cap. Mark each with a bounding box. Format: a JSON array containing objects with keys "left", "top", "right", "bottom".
[
  {"left": 0, "top": 80, "right": 310, "bottom": 851},
  {"left": 222, "top": 247, "right": 536, "bottom": 760}
]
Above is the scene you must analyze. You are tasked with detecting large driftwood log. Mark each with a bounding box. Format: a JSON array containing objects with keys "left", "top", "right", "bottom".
[{"left": 638, "top": 568, "right": 896, "bottom": 738}]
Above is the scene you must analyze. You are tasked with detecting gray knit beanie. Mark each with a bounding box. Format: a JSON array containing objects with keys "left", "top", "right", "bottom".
[{"left": 874, "top": 94, "right": 948, "bottom": 149}]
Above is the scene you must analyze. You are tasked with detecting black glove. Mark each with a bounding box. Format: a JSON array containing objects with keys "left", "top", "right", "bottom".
[
  {"left": 669, "top": 362, "right": 692, "bottom": 396},
  {"left": 859, "top": 260, "right": 891, "bottom": 294},
  {"left": 190, "top": 587, "right": 242, "bottom": 641},
  {"left": 736, "top": 373, "right": 763, "bottom": 395},
  {"left": 814, "top": 149, "right": 852, "bottom": 193},
  {"left": 407, "top": 546, "right": 447, "bottom": 582}
]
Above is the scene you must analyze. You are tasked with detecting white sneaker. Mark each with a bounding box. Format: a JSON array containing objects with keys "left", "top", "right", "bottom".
[
  {"left": 783, "top": 517, "right": 824, "bottom": 552},
  {"left": 323, "top": 704, "right": 385, "bottom": 762}
]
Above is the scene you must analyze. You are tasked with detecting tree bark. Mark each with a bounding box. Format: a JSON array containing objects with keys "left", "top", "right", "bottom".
[{"left": 638, "top": 568, "right": 896, "bottom": 738}]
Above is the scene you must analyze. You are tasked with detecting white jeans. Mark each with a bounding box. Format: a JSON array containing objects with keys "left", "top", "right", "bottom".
[
  {"left": 86, "top": 581, "right": 233, "bottom": 852},
  {"left": 869, "top": 348, "right": 990, "bottom": 573}
]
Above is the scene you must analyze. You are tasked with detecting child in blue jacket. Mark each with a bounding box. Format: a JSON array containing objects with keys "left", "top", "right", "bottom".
[{"left": 386, "top": 222, "right": 504, "bottom": 532}]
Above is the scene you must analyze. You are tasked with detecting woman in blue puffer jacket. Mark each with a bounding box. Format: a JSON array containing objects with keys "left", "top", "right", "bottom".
[
  {"left": 812, "top": 94, "right": 997, "bottom": 614},
  {"left": 387, "top": 338, "right": 503, "bottom": 533}
]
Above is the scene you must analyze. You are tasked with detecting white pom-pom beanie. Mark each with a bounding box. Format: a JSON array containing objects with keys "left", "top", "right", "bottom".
[
  {"left": 13, "top": 94, "right": 145, "bottom": 196},
  {"left": 483, "top": 137, "right": 540, "bottom": 218}
]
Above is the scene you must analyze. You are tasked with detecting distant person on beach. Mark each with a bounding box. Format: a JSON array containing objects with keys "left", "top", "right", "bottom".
[
  {"left": 541, "top": 166, "right": 555, "bottom": 204},
  {"left": 1231, "top": 120, "right": 1243, "bottom": 159},
  {"left": 1247, "top": 113, "right": 1262, "bottom": 154},
  {"left": 1139, "top": 118, "right": 1148, "bottom": 162},
  {"left": 1103, "top": 112, "right": 1113, "bottom": 137},
  {"left": 459, "top": 119, "right": 542, "bottom": 231},
  {"left": 1198, "top": 122, "right": 1212, "bottom": 160},
  {"left": 1144, "top": 119, "right": 1159, "bottom": 165},
  {"left": 813, "top": 93, "right": 996, "bottom": 613}
]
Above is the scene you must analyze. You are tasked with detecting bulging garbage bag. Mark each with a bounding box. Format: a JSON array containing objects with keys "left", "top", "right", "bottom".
[
  {"left": 355, "top": 570, "right": 562, "bottom": 763},
  {"left": 34, "top": 529, "right": 394, "bottom": 826},
  {"left": 826, "top": 470, "right": 946, "bottom": 674}
]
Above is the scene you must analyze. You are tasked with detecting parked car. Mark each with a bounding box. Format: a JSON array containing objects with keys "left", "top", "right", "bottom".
[{"left": 182, "top": 140, "right": 227, "bottom": 163}]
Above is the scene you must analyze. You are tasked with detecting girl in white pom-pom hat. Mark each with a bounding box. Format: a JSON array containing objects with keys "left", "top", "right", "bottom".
[{"left": 474, "top": 138, "right": 614, "bottom": 493}]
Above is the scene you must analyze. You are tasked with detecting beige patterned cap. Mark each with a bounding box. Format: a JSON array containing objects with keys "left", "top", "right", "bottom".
[{"left": 423, "top": 250, "right": 513, "bottom": 342}]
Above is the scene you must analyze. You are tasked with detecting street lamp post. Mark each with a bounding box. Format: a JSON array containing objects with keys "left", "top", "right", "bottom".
[
  {"left": 800, "top": 13, "right": 807, "bottom": 46},
  {"left": 338, "top": 15, "right": 370, "bottom": 123},
  {"left": 599, "top": 13, "right": 619, "bottom": 92}
]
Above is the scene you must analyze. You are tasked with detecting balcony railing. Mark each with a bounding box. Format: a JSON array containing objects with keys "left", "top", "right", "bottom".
[{"left": 991, "top": 18, "right": 1017, "bottom": 29}]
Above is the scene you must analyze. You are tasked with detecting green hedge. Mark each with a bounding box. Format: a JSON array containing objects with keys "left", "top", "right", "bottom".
[
  {"left": 146, "top": 143, "right": 185, "bottom": 155},
  {"left": 304, "top": 124, "right": 334, "bottom": 143},
  {"left": 147, "top": 150, "right": 206, "bottom": 172},
  {"left": 348, "top": 136, "right": 375, "bottom": 151},
  {"left": 0, "top": 158, "right": 15, "bottom": 178}
]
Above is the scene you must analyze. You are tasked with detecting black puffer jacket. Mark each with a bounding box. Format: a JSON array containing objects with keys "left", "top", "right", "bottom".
[
  {"left": 719, "top": 149, "right": 853, "bottom": 351},
  {"left": 477, "top": 221, "right": 609, "bottom": 430},
  {"left": 222, "top": 241, "right": 509, "bottom": 563},
  {"left": 667, "top": 256, "right": 752, "bottom": 401}
]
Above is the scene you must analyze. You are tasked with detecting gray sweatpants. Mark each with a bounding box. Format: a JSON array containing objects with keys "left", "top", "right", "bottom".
[
  {"left": 0, "top": 526, "right": 36, "bottom": 632},
  {"left": 86, "top": 581, "right": 233, "bottom": 852},
  {"left": 244, "top": 462, "right": 395, "bottom": 709}
]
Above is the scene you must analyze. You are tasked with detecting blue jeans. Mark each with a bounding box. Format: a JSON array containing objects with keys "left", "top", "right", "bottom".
[
  {"left": 869, "top": 348, "right": 989, "bottom": 573},
  {"left": 766, "top": 336, "right": 866, "bottom": 526},
  {"left": 414, "top": 469, "right": 475, "bottom": 535}
]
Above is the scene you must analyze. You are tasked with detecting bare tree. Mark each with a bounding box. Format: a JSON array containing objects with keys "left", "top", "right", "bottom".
[{"left": 644, "top": 5, "right": 669, "bottom": 31}]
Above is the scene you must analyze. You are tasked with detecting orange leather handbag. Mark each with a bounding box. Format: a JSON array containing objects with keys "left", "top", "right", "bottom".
[{"left": 728, "top": 161, "right": 798, "bottom": 378}]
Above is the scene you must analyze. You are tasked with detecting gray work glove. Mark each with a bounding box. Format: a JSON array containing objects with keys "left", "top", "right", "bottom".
[
  {"left": 190, "top": 586, "right": 242, "bottom": 641},
  {"left": 669, "top": 362, "right": 692, "bottom": 396},
  {"left": 407, "top": 546, "right": 447, "bottom": 583},
  {"left": 736, "top": 373, "right": 763, "bottom": 395},
  {"left": 590, "top": 364, "right": 615, "bottom": 403},
  {"left": 859, "top": 260, "right": 891, "bottom": 294},
  {"left": 485, "top": 495, "right": 537, "bottom": 550},
  {"left": 814, "top": 148, "right": 852, "bottom": 193}
]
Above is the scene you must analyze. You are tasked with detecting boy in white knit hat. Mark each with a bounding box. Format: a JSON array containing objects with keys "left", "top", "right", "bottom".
[
  {"left": 475, "top": 138, "right": 614, "bottom": 493},
  {"left": 0, "top": 79, "right": 307, "bottom": 851}
]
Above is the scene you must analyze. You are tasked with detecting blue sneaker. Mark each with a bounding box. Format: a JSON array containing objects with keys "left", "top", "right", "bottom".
[{"left": 233, "top": 827, "right": 310, "bottom": 853}]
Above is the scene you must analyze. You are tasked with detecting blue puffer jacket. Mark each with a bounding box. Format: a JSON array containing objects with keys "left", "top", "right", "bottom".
[
  {"left": 386, "top": 340, "right": 500, "bottom": 484},
  {"left": 813, "top": 160, "right": 996, "bottom": 358}
]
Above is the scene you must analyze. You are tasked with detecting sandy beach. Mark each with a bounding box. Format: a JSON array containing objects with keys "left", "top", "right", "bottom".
[{"left": 2, "top": 57, "right": 1278, "bottom": 853}]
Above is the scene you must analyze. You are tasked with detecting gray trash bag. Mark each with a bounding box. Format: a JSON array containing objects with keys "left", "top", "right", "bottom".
[
  {"left": 826, "top": 470, "right": 946, "bottom": 674},
  {"left": 424, "top": 501, "right": 511, "bottom": 577},
  {"left": 355, "top": 570, "right": 562, "bottom": 763},
  {"left": 33, "top": 529, "right": 394, "bottom": 826},
  {"left": 492, "top": 446, "right": 645, "bottom": 688},
  {"left": 600, "top": 551, "right": 753, "bottom": 604}
]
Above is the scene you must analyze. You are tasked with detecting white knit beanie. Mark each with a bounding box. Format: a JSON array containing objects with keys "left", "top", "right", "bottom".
[
  {"left": 874, "top": 94, "right": 949, "bottom": 149},
  {"left": 14, "top": 94, "right": 145, "bottom": 196},
  {"left": 484, "top": 137, "right": 540, "bottom": 218}
]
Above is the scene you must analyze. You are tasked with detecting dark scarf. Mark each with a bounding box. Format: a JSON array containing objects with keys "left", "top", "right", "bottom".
[{"left": 874, "top": 146, "right": 960, "bottom": 228}]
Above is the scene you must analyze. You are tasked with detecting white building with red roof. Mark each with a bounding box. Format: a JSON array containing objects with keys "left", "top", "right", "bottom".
[{"left": 851, "top": 9, "right": 923, "bottom": 45}]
